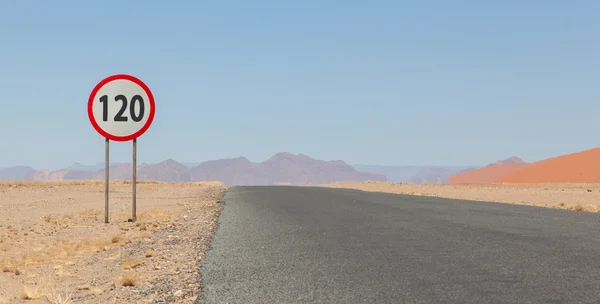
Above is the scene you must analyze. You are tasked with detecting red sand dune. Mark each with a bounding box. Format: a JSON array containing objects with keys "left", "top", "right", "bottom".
[
  {"left": 447, "top": 157, "right": 529, "bottom": 184},
  {"left": 447, "top": 163, "right": 530, "bottom": 184},
  {"left": 495, "top": 147, "right": 600, "bottom": 184}
]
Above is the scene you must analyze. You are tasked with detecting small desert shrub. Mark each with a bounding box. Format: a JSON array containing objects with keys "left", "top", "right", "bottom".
[{"left": 120, "top": 273, "right": 138, "bottom": 286}]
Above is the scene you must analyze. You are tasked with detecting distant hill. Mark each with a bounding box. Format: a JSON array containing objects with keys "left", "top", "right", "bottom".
[
  {"left": 0, "top": 166, "right": 35, "bottom": 180},
  {"left": 352, "top": 165, "right": 477, "bottom": 184},
  {"left": 62, "top": 162, "right": 106, "bottom": 172},
  {"left": 490, "top": 156, "right": 525, "bottom": 166},
  {"left": 495, "top": 148, "right": 600, "bottom": 184},
  {"left": 446, "top": 156, "right": 528, "bottom": 184},
  {"left": 94, "top": 163, "right": 135, "bottom": 181},
  {"left": 0, "top": 152, "right": 386, "bottom": 185},
  {"left": 189, "top": 152, "right": 386, "bottom": 185},
  {"left": 138, "top": 159, "right": 192, "bottom": 182}
]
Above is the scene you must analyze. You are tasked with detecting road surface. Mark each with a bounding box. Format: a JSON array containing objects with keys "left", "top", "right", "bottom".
[{"left": 199, "top": 186, "right": 600, "bottom": 304}]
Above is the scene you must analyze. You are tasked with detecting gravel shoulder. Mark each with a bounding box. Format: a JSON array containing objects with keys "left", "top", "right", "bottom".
[
  {"left": 0, "top": 180, "right": 227, "bottom": 304},
  {"left": 320, "top": 181, "right": 600, "bottom": 212}
]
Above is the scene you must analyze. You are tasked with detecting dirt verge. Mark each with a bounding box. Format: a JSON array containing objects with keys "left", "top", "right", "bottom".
[{"left": 0, "top": 180, "right": 228, "bottom": 304}]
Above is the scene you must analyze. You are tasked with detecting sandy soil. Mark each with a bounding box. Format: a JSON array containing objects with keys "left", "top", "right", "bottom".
[
  {"left": 0, "top": 180, "right": 227, "bottom": 304},
  {"left": 320, "top": 181, "right": 600, "bottom": 212}
]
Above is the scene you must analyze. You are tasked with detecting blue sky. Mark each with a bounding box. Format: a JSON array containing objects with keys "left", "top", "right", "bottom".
[{"left": 0, "top": 1, "right": 599, "bottom": 169}]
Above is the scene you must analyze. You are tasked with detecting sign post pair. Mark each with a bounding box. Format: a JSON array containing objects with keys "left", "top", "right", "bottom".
[{"left": 87, "top": 74, "right": 156, "bottom": 223}]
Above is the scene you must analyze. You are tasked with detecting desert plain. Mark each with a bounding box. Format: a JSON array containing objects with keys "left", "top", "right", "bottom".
[
  {"left": 0, "top": 180, "right": 226, "bottom": 304},
  {"left": 1, "top": 179, "right": 600, "bottom": 303}
]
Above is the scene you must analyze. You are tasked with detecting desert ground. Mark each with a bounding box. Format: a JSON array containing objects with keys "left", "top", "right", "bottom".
[
  {"left": 3, "top": 179, "right": 600, "bottom": 303},
  {"left": 320, "top": 181, "right": 600, "bottom": 212},
  {"left": 0, "top": 180, "right": 227, "bottom": 304}
]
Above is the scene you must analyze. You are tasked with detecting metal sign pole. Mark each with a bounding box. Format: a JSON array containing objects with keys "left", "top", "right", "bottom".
[
  {"left": 105, "top": 138, "right": 110, "bottom": 224},
  {"left": 132, "top": 138, "right": 137, "bottom": 222}
]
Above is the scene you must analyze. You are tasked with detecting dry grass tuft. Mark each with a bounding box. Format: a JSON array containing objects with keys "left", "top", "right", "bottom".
[
  {"left": 21, "top": 285, "right": 43, "bottom": 300},
  {"left": 136, "top": 208, "right": 173, "bottom": 224},
  {"left": 63, "top": 209, "right": 102, "bottom": 221},
  {"left": 42, "top": 285, "right": 73, "bottom": 304},
  {"left": 3, "top": 234, "right": 126, "bottom": 270},
  {"left": 569, "top": 203, "right": 586, "bottom": 212},
  {"left": 120, "top": 272, "right": 138, "bottom": 286},
  {"left": 55, "top": 268, "right": 76, "bottom": 278},
  {"left": 123, "top": 258, "right": 144, "bottom": 270},
  {"left": 111, "top": 235, "right": 122, "bottom": 244},
  {"left": 1, "top": 260, "right": 15, "bottom": 273},
  {"left": 22, "top": 274, "right": 74, "bottom": 303},
  {"left": 145, "top": 249, "right": 153, "bottom": 258},
  {"left": 104, "top": 253, "right": 121, "bottom": 261}
]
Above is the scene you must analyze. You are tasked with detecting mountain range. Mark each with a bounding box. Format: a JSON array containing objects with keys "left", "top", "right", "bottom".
[
  {"left": 5, "top": 147, "right": 596, "bottom": 185},
  {"left": 11, "top": 152, "right": 561, "bottom": 185},
  {"left": 0, "top": 152, "right": 389, "bottom": 186}
]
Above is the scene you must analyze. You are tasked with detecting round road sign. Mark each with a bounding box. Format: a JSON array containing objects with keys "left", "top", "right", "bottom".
[{"left": 88, "top": 74, "right": 155, "bottom": 142}]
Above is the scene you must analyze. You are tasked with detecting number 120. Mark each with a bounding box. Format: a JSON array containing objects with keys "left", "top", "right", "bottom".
[{"left": 99, "top": 95, "right": 145, "bottom": 122}]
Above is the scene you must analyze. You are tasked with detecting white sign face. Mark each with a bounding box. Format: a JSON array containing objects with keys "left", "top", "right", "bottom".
[{"left": 88, "top": 75, "right": 155, "bottom": 141}]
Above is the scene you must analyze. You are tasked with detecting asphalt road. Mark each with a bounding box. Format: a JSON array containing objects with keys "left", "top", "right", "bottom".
[{"left": 199, "top": 186, "right": 600, "bottom": 304}]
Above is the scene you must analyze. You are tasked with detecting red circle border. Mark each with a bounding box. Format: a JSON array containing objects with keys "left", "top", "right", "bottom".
[{"left": 87, "top": 74, "right": 156, "bottom": 142}]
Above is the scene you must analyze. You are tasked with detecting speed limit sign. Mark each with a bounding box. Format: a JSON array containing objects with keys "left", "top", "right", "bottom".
[
  {"left": 88, "top": 74, "right": 155, "bottom": 224},
  {"left": 87, "top": 74, "right": 155, "bottom": 141}
]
